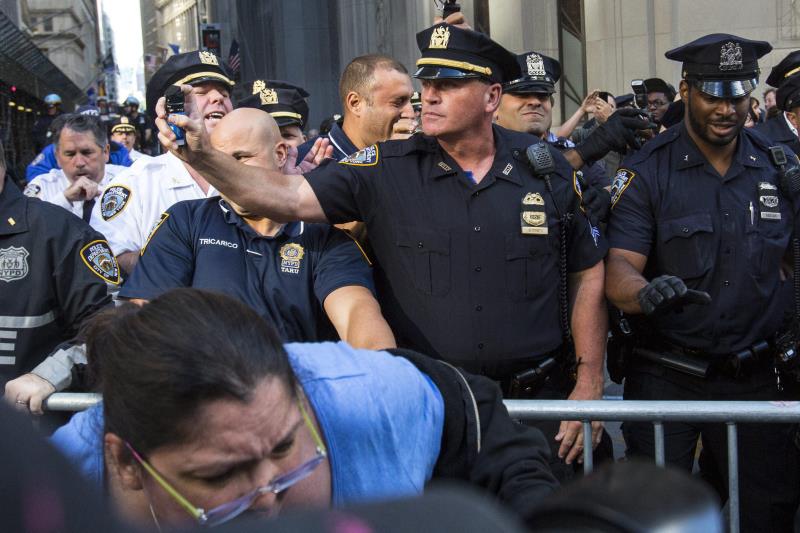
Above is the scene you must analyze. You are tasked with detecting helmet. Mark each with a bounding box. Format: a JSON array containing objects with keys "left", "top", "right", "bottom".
[
  {"left": 123, "top": 96, "right": 139, "bottom": 107},
  {"left": 44, "top": 93, "right": 62, "bottom": 106}
]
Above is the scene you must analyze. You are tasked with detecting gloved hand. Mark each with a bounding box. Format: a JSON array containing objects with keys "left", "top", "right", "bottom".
[
  {"left": 575, "top": 108, "right": 654, "bottom": 164},
  {"left": 577, "top": 173, "right": 611, "bottom": 225},
  {"left": 637, "top": 275, "right": 712, "bottom": 316}
]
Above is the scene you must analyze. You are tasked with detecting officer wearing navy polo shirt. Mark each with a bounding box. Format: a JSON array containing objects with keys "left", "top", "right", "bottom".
[
  {"left": 755, "top": 50, "right": 800, "bottom": 156},
  {"left": 123, "top": 107, "right": 395, "bottom": 349},
  {"left": 238, "top": 80, "right": 310, "bottom": 148},
  {"left": 605, "top": 34, "right": 800, "bottom": 531},
  {"left": 155, "top": 23, "right": 609, "bottom": 469}
]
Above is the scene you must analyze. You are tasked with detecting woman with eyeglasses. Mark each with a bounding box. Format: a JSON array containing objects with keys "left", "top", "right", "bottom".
[{"left": 51, "top": 289, "right": 558, "bottom": 529}]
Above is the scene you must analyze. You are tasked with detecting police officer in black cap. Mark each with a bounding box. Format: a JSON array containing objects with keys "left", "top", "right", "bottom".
[
  {"left": 754, "top": 50, "right": 800, "bottom": 155},
  {"left": 606, "top": 33, "right": 800, "bottom": 531},
  {"left": 495, "top": 51, "right": 615, "bottom": 226},
  {"left": 155, "top": 22, "right": 615, "bottom": 474},
  {"left": 238, "top": 80, "right": 310, "bottom": 148}
]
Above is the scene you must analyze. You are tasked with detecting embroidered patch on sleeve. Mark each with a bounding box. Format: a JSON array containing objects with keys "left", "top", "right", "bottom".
[
  {"left": 610, "top": 169, "right": 636, "bottom": 209},
  {"left": 23, "top": 183, "right": 42, "bottom": 198},
  {"left": 80, "top": 240, "right": 121, "bottom": 285},
  {"left": 339, "top": 145, "right": 379, "bottom": 166},
  {"left": 140, "top": 212, "right": 170, "bottom": 256},
  {"left": 100, "top": 185, "right": 132, "bottom": 221}
]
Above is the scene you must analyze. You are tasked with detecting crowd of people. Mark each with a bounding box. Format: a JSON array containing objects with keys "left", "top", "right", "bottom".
[{"left": 2, "top": 9, "right": 800, "bottom": 532}]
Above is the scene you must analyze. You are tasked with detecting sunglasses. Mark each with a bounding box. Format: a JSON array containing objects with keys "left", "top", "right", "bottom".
[{"left": 125, "top": 393, "right": 327, "bottom": 527}]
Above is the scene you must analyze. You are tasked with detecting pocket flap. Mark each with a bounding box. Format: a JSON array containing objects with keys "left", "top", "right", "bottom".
[
  {"left": 658, "top": 213, "right": 714, "bottom": 242},
  {"left": 396, "top": 226, "right": 450, "bottom": 254}
]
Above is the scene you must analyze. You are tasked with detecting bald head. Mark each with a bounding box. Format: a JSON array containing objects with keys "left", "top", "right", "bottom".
[{"left": 210, "top": 107, "right": 285, "bottom": 171}]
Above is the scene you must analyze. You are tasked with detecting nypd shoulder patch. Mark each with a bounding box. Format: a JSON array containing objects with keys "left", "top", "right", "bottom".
[
  {"left": 572, "top": 170, "right": 583, "bottom": 200},
  {"left": 140, "top": 212, "right": 170, "bottom": 256},
  {"left": 101, "top": 185, "right": 132, "bottom": 221},
  {"left": 80, "top": 240, "right": 121, "bottom": 285},
  {"left": 610, "top": 169, "right": 636, "bottom": 209},
  {"left": 339, "top": 145, "right": 379, "bottom": 166},
  {"left": 23, "top": 183, "right": 42, "bottom": 198}
]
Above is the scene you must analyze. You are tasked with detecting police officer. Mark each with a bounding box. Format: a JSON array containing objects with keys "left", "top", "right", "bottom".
[
  {"left": 0, "top": 139, "right": 117, "bottom": 416},
  {"left": 124, "top": 107, "right": 394, "bottom": 349},
  {"left": 237, "top": 80, "right": 310, "bottom": 148},
  {"left": 157, "top": 23, "right": 610, "bottom": 467},
  {"left": 24, "top": 114, "right": 122, "bottom": 229},
  {"left": 605, "top": 34, "right": 799, "bottom": 531},
  {"left": 754, "top": 50, "right": 800, "bottom": 155},
  {"left": 109, "top": 115, "right": 149, "bottom": 162},
  {"left": 92, "top": 50, "right": 236, "bottom": 275},
  {"left": 31, "top": 94, "right": 63, "bottom": 153}
]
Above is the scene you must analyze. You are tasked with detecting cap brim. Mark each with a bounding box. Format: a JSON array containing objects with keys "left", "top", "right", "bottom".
[
  {"left": 174, "top": 71, "right": 235, "bottom": 88},
  {"left": 413, "top": 66, "right": 484, "bottom": 80},
  {"left": 111, "top": 126, "right": 136, "bottom": 134},
  {"left": 693, "top": 78, "right": 757, "bottom": 98},
  {"left": 503, "top": 80, "right": 555, "bottom": 95},
  {"left": 271, "top": 112, "right": 303, "bottom": 127}
]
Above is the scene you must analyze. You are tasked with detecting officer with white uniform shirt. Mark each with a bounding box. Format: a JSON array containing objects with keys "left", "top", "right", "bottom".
[
  {"left": 91, "top": 50, "right": 236, "bottom": 275},
  {"left": 24, "top": 114, "right": 123, "bottom": 229}
]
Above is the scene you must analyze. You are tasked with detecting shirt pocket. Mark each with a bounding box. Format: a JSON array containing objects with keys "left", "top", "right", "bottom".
[
  {"left": 656, "top": 213, "right": 714, "bottom": 280},
  {"left": 504, "top": 233, "right": 554, "bottom": 301},
  {"left": 396, "top": 226, "right": 451, "bottom": 296},
  {"left": 746, "top": 211, "right": 790, "bottom": 285}
]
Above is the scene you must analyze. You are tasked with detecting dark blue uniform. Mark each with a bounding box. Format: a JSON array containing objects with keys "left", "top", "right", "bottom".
[
  {"left": 607, "top": 123, "right": 800, "bottom": 532},
  {"left": 120, "top": 198, "right": 375, "bottom": 343},
  {"left": 306, "top": 124, "right": 606, "bottom": 368},
  {"left": 297, "top": 122, "right": 357, "bottom": 162},
  {"left": 754, "top": 114, "right": 800, "bottom": 156}
]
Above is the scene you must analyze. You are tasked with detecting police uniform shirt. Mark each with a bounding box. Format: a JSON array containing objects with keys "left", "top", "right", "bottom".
[
  {"left": 0, "top": 179, "right": 116, "bottom": 383},
  {"left": 91, "top": 152, "right": 217, "bottom": 256},
  {"left": 607, "top": 124, "right": 796, "bottom": 354},
  {"left": 754, "top": 112, "right": 800, "bottom": 156},
  {"left": 296, "top": 122, "right": 358, "bottom": 163},
  {"left": 23, "top": 167, "right": 123, "bottom": 227},
  {"left": 305, "top": 125, "right": 606, "bottom": 364},
  {"left": 119, "top": 197, "right": 376, "bottom": 342}
]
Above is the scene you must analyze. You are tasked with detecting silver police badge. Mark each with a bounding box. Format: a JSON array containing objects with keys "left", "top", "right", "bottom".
[
  {"left": 719, "top": 41, "right": 743, "bottom": 71},
  {"left": 80, "top": 240, "right": 121, "bottom": 284},
  {"left": 101, "top": 185, "right": 132, "bottom": 221},
  {"left": 526, "top": 53, "right": 546, "bottom": 77},
  {"left": 0, "top": 246, "right": 29, "bottom": 282}
]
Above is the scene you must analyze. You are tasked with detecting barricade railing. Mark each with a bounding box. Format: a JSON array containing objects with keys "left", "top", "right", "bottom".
[{"left": 44, "top": 394, "right": 800, "bottom": 533}]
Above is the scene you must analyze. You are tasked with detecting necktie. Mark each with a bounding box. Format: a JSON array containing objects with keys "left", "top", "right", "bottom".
[{"left": 82, "top": 198, "right": 95, "bottom": 223}]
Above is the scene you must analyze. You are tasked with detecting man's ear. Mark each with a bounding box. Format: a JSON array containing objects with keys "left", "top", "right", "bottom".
[
  {"left": 105, "top": 433, "right": 144, "bottom": 491},
  {"left": 485, "top": 83, "right": 503, "bottom": 113},
  {"left": 274, "top": 141, "right": 289, "bottom": 170},
  {"left": 679, "top": 80, "right": 690, "bottom": 103},
  {"left": 345, "top": 91, "right": 363, "bottom": 117}
]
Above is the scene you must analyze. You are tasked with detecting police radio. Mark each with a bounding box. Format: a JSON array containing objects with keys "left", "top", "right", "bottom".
[{"left": 164, "top": 85, "right": 186, "bottom": 146}]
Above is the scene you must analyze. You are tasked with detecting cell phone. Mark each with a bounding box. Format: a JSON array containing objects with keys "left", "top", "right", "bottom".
[
  {"left": 440, "top": 0, "right": 461, "bottom": 18},
  {"left": 631, "top": 79, "right": 647, "bottom": 109},
  {"left": 165, "top": 85, "right": 186, "bottom": 146}
]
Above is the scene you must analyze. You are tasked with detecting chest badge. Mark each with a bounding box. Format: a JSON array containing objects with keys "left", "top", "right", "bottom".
[
  {"left": 0, "top": 246, "right": 29, "bottom": 282},
  {"left": 279, "top": 243, "right": 305, "bottom": 274},
  {"left": 521, "top": 192, "right": 548, "bottom": 235},
  {"left": 758, "top": 181, "right": 781, "bottom": 220}
]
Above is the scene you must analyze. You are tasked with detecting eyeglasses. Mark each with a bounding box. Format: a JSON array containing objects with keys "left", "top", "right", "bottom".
[
  {"left": 125, "top": 393, "right": 327, "bottom": 527},
  {"left": 647, "top": 99, "right": 669, "bottom": 108}
]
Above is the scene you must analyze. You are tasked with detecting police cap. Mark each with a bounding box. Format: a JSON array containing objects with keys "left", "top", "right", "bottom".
[
  {"left": 414, "top": 24, "right": 520, "bottom": 84},
  {"left": 766, "top": 50, "right": 800, "bottom": 88},
  {"left": 503, "top": 51, "right": 561, "bottom": 95},
  {"left": 110, "top": 115, "right": 137, "bottom": 134},
  {"left": 237, "top": 80, "right": 310, "bottom": 128},
  {"left": 643, "top": 78, "right": 676, "bottom": 100},
  {"left": 665, "top": 33, "right": 771, "bottom": 98},
  {"left": 776, "top": 75, "right": 800, "bottom": 112},
  {"left": 146, "top": 50, "right": 235, "bottom": 117}
]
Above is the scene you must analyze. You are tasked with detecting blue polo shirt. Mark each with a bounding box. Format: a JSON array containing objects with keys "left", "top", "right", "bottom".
[{"left": 120, "top": 198, "right": 375, "bottom": 342}]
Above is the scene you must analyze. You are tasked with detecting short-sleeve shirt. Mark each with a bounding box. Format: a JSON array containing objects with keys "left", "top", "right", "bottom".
[
  {"left": 607, "top": 124, "right": 797, "bottom": 354},
  {"left": 120, "top": 198, "right": 375, "bottom": 342},
  {"left": 91, "top": 152, "right": 217, "bottom": 256},
  {"left": 305, "top": 125, "right": 606, "bottom": 365}
]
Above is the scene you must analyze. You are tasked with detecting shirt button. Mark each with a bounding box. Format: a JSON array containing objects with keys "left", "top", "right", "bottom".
[
  {"left": 474, "top": 266, "right": 482, "bottom": 272},
  {"left": 474, "top": 225, "right": 481, "bottom": 232},
  {"left": 475, "top": 305, "right": 483, "bottom": 311},
  {"left": 478, "top": 343, "right": 485, "bottom": 349},
  {"left": 417, "top": 242, "right": 424, "bottom": 248},
  {"left": 682, "top": 227, "right": 689, "bottom": 233},
  {"left": 723, "top": 280, "right": 730, "bottom": 286}
]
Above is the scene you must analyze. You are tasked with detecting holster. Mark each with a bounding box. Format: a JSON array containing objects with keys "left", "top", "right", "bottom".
[{"left": 607, "top": 309, "right": 635, "bottom": 384}]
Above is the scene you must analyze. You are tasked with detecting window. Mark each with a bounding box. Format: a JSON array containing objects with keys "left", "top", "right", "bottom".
[{"left": 557, "top": 0, "right": 587, "bottom": 123}]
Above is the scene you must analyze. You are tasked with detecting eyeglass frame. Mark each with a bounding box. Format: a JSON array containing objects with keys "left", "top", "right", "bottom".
[{"left": 124, "top": 390, "right": 327, "bottom": 527}]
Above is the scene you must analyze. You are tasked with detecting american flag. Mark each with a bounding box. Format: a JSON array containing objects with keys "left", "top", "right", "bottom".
[{"left": 227, "top": 39, "right": 241, "bottom": 78}]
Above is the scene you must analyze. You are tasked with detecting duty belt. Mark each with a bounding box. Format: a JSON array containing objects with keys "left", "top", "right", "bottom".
[{"left": 635, "top": 338, "right": 774, "bottom": 380}]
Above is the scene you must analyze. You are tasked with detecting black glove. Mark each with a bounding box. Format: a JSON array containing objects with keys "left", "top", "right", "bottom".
[
  {"left": 577, "top": 173, "right": 611, "bottom": 225},
  {"left": 637, "top": 275, "right": 712, "bottom": 316},
  {"left": 575, "top": 108, "right": 654, "bottom": 165}
]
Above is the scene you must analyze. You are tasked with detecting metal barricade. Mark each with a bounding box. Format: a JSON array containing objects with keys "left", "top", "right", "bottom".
[{"left": 44, "top": 394, "right": 800, "bottom": 533}]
